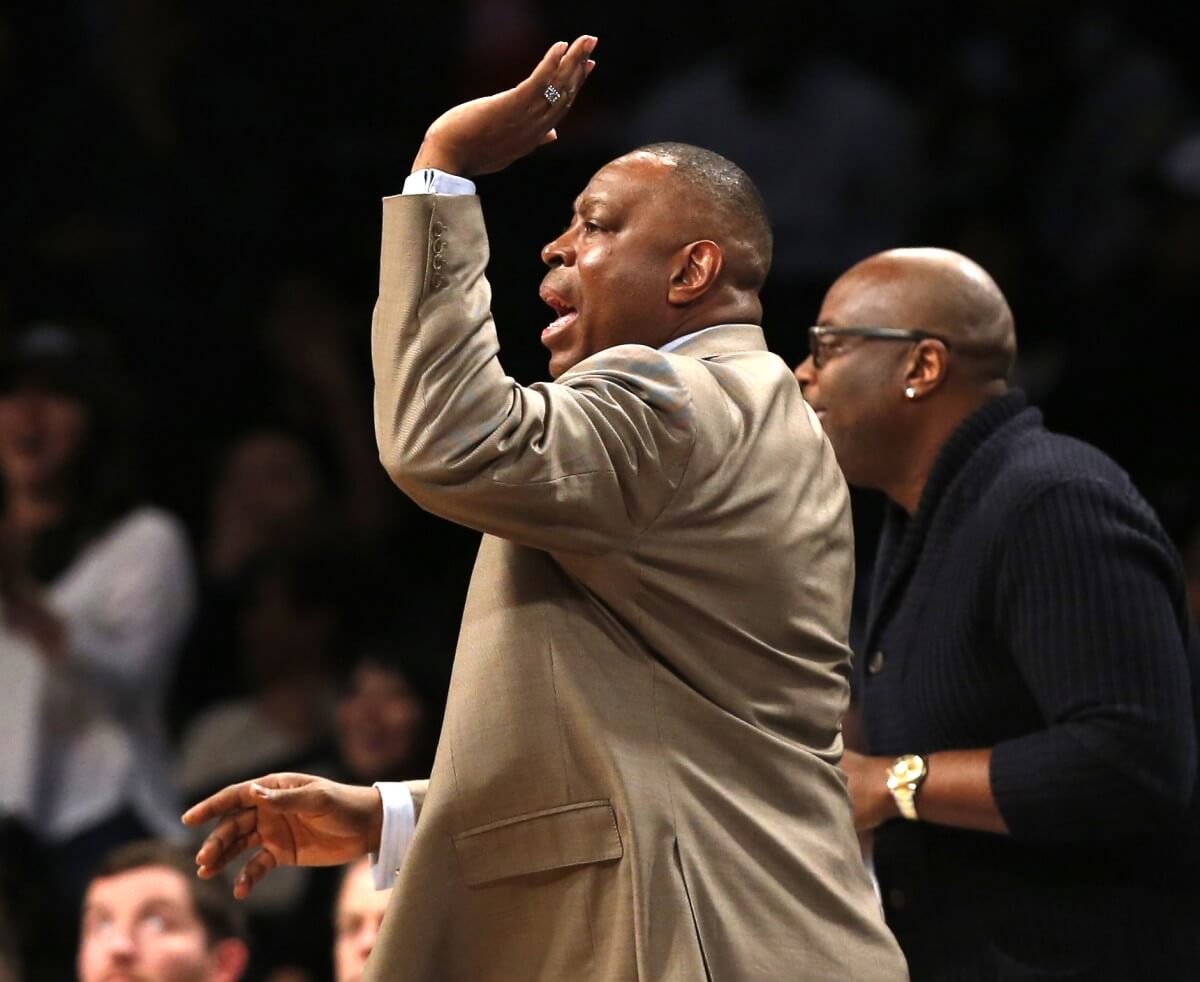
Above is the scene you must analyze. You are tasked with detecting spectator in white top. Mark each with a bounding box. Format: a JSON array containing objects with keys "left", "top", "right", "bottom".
[{"left": 0, "top": 322, "right": 195, "bottom": 906}]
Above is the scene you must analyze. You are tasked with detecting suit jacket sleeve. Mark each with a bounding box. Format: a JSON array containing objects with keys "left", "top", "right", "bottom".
[{"left": 372, "top": 193, "right": 696, "bottom": 554}]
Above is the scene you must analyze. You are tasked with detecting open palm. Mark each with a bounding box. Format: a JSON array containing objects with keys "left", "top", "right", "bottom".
[{"left": 412, "top": 35, "right": 597, "bottom": 177}]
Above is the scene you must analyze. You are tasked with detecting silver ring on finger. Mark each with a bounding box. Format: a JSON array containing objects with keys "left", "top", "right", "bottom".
[{"left": 543, "top": 84, "right": 563, "bottom": 106}]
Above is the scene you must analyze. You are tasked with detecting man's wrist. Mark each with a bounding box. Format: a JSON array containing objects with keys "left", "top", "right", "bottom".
[
  {"left": 874, "top": 758, "right": 901, "bottom": 823},
  {"left": 412, "top": 139, "right": 465, "bottom": 176}
]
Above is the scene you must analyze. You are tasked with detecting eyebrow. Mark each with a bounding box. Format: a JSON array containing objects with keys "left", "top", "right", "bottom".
[
  {"left": 571, "top": 193, "right": 609, "bottom": 215},
  {"left": 138, "top": 898, "right": 187, "bottom": 916}
]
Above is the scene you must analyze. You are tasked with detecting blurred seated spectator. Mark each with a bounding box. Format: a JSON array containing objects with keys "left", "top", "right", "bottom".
[
  {"left": 179, "top": 542, "right": 368, "bottom": 980},
  {"left": 333, "top": 856, "right": 393, "bottom": 982},
  {"left": 1033, "top": 7, "right": 1188, "bottom": 289},
  {"left": 0, "top": 322, "right": 194, "bottom": 906},
  {"left": 620, "top": 7, "right": 925, "bottom": 340},
  {"left": 78, "top": 839, "right": 249, "bottom": 982},
  {"left": 205, "top": 422, "right": 338, "bottom": 584},
  {"left": 178, "top": 544, "right": 359, "bottom": 800},
  {"left": 253, "top": 271, "right": 391, "bottom": 540},
  {"left": 171, "top": 421, "right": 340, "bottom": 735},
  {"left": 336, "top": 637, "right": 441, "bottom": 786}
]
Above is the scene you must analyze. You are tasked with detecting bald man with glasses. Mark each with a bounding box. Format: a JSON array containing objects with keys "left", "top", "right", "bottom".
[{"left": 794, "top": 247, "right": 1200, "bottom": 981}]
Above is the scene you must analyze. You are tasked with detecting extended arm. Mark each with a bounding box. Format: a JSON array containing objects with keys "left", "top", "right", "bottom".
[
  {"left": 372, "top": 194, "right": 696, "bottom": 553},
  {"left": 372, "top": 36, "right": 699, "bottom": 553}
]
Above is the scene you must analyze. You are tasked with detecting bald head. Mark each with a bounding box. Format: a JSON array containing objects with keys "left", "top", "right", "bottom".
[
  {"left": 796, "top": 247, "right": 1018, "bottom": 510},
  {"left": 827, "top": 248, "right": 1016, "bottom": 382},
  {"left": 624, "top": 142, "right": 773, "bottom": 292}
]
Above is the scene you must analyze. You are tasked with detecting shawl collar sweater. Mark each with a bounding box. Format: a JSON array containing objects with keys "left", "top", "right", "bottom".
[{"left": 861, "top": 390, "right": 1200, "bottom": 981}]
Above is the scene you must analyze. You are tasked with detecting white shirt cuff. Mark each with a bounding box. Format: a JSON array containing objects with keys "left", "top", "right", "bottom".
[
  {"left": 402, "top": 168, "right": 477, "bottom": 196},
  {"left": 368, "top": 782, "right": 416, "bottom": 890}
]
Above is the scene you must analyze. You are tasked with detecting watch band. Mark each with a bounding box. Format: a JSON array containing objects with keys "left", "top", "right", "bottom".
[
  {"left": 886, "top": 754, "right": 928, "bottom": 821},
  {"left": 890, "top": 782, "right": 920, "bottom": 821}
]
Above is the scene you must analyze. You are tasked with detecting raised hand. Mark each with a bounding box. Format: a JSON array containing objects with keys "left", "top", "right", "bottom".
[
  {"left": 181, "top": 773, "right": 383, "bottom": 899},
  {"left": 412, "top": 34, "right": 598, "bottom": 177}
]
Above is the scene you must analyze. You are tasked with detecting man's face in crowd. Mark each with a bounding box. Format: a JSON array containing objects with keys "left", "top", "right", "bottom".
[
  {"left": 794, "top": 267, "right": 915, "bottom": 489},
  {"left": 78, "top": 865, "right": 242, "bottom": 982},
  {"left": 538, "top": 153, "right": 691, "bottom": 378},
  {"left": 334, "top": 860, "right": 392, "bottom": 982}
]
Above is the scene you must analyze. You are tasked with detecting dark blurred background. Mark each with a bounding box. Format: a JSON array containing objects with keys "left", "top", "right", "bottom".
[{"left": 0, "top": 1, "right": 1198, "bottom": 978}]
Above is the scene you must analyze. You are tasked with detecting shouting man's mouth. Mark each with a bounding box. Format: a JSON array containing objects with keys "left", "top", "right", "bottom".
[{"left": 539, "top": 286, "right": 578, "bottom": 344}]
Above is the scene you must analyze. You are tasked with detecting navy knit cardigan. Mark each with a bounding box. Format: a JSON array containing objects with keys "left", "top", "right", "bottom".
[{"left": 860, "top": 390, "right": 1200, "bottom": 981}]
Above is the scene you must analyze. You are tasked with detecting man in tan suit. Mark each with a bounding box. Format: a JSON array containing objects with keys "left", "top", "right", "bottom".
[{"left": 185, "top": 37, "right": 907, "bottom": 981}]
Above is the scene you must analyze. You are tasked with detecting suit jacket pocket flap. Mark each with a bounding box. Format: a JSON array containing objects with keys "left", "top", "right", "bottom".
[{"left": 453, "top": 799, "right": 623, "bottom": 887}]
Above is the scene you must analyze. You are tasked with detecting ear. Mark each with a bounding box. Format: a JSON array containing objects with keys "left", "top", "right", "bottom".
[
  {"left": 904, "top": 339, "right": 950, "bottom": 398},
  {"left": 667, "top": 241, "right": 723, "bottom": 306},
  {"left": 210, "top": 938, "right": 250, "bottom": 982}
]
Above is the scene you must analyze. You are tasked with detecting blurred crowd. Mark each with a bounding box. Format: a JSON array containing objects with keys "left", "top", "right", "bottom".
[{"left": 0, "top": 1, "right": 1197, "bottom": 979}]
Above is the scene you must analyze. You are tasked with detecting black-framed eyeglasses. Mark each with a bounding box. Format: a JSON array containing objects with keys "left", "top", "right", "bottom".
[{"left": 807, "top": 325, "right": 952, "bottom": 369}]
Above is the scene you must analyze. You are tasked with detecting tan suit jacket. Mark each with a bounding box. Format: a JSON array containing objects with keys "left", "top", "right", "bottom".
[{"left": 366, "top": 193, "right": 907, "bottom": 981}]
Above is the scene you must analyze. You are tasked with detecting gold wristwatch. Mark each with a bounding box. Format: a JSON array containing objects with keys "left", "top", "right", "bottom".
[{"left": 886, "top": 754, "right": 928, "bottom": 821}]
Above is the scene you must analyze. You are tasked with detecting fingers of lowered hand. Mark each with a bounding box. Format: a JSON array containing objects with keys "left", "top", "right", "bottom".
[
  {"left": 248, "top": 776, "right": 329, "bottom": 814},
  {"left": 183, "top": 772, "right": 318, "bottom": 827},
  {"left": 232, "top": 849, "right": 278, "bottom": 900},
  {"left": 195, "top": 809, "right": 261, "bottom": 877},
  {"left": 181, "top": 779, "right": 256, "bottom": 827}
]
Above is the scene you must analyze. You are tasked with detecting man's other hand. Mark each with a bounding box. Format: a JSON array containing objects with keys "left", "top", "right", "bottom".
[{"left": 182, "top": 774, "right": 383, "bottom": 899}]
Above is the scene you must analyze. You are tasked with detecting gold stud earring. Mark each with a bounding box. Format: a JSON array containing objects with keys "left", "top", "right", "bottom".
[{"left": 905, "top": 386, "right": 916, "bottom": 400}]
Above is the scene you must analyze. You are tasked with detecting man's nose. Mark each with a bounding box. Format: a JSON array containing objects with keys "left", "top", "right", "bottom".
[
  {"left": 104, "top": 929, "right": 137, "bottom": 962},
  {"left": 541, "top": 232, "right": 574, "bottom": 268},
  {"left": 794, "top": 356, "right": 816, "bottom": 392}
]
